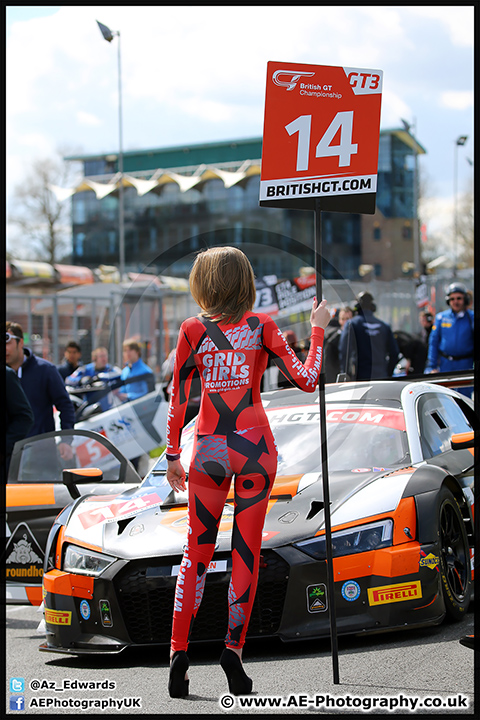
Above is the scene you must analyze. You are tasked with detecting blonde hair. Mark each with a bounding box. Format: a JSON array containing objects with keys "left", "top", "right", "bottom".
[{"left": 189, "top": 246, "right": 256, "bottom": 324}]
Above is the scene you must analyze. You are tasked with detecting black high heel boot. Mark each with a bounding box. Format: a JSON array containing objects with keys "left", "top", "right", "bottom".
[
  {"left": 220, "top": 648, "right": 253, "bottom": 696},
  {"left": 168, "top": 650, "right": 190, "bottom": 698}
]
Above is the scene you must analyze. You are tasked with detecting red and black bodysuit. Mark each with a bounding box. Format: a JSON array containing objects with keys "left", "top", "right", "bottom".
[{"left": 167, "top": 311, "right": 324, "bottom": 652}]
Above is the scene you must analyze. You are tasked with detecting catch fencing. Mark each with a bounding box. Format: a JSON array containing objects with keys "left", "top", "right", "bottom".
[{"left": 6, "top": 271, "right": 472, "bottom": 377}]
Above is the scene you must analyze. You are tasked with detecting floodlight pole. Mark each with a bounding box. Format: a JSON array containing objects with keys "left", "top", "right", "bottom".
[
  {"left": 314, "top": 201, "right": 340, "bottom": 684},
  {"left": 453, "top": 135, "right": 468, "bottom": 277},
  {"left": 97, "top": 21, "right": 125, "bottom": 281}
]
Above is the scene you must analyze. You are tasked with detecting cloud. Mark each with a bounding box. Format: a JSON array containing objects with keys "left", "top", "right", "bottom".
[
  {"left": 77, "top": 111, "right": 102, "bottom": 127},
  {"left": 440, "top": 91, "right": 474, "bottom": 111},
  {"left": 404, "top": 6, "right": 474, "bottom": 47}
]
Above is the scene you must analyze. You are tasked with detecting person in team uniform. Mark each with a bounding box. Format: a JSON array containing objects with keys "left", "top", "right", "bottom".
[{"left": 426, "top": 282, "right": 474, "bottom": 374}]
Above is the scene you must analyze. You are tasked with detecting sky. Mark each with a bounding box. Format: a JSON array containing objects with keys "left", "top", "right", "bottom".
[{"left": 6, "top": 5, "right": 474, "bottom": 255}]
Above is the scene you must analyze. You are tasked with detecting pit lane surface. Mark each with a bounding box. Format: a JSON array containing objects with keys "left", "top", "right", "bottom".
[{"left": 6, "top": 604, "right": 474, "bottom": 714}]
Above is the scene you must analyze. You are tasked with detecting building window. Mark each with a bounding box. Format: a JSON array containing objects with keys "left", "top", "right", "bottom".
[
  {"left": 403, "top": 223, "right": 412, "bottom": 239},
  {"left": 108, "top": 231, "right": 116, "bottom": 254},
  {"left": 73, "top": 196, "right": 87, "bottom": 224},
  {"left": 373, "top": 225, "right": 381, "bottom": 240},
  {"left": 74, "top": 233, "right": 85, "bottom": 257},
  {"left": 374, "top": 263, "right": 382, "bottom": 277}
]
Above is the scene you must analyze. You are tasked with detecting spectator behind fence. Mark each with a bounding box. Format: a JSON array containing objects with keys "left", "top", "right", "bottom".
[
  {"left": 4, "top": 365, "right": 35, "bottom": 480},
  {"left": 426, "top": 282, "right": 474, "bottom": 375},
  {"left": 323, "top": 306, "right": 354, "bottom": 382},
  {"left": 5, "top": 322, "right": 75, "bottom": 460},
  {"left": 339, "top": 292, "right": 399, "bottom": 380},
  {"left": 66, "top": 346, "right": 121, "bottom": 412},
  {"left": 57, "top": 340, "right": 82, "bottom": 381},
  {"left": 117, "top": 339, "right": 155, "bottom": 402}
]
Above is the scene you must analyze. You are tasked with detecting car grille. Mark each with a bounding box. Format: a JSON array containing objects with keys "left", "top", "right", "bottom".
[{"left": 114, "top": 550, "right": 289, "bottom": 645}]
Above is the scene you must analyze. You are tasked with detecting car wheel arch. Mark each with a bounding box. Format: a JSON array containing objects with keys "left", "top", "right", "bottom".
[{"left": 409, "top": 471, "right": 468, "bottom": 544}]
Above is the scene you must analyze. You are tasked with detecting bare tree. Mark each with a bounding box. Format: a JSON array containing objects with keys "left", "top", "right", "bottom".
[
  {"left": 456, "top": 179, "right": 474, "bottom": 268},
  {"left": 8, "top": 147, "right": 82, "bottom": 265}
]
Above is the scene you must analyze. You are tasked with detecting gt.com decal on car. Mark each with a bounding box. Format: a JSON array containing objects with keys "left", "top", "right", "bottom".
[{"left": 267, "top": 405, "right": 406, "bottom": 431}]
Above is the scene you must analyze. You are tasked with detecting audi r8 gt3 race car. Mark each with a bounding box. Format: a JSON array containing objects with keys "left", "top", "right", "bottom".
[
  {"left": 38, "top": 380, "right": 476, "bottom": 655},
  {"left": 6, "top": 430, "right": 142, "bottom": 606}
]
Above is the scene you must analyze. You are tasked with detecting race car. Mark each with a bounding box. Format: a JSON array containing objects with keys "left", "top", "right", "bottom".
[
  {"left": 38, "top": 380, "right": 476, "bottom": 655},
  {"left": 5, "top": 429, "right": 143, "bottom": 605}
]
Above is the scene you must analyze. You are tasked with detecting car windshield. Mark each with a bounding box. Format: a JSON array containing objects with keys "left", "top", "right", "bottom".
[
  {"left": 148, "top": 403, "right": 409, "bottom": 482},
  {"left": 267, "top": 404, "right": 409, "bottom": 473}
]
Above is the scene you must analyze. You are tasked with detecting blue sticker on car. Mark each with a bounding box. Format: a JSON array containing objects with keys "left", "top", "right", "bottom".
[
  {"left": 79, "top": 600, "right": 91, "bottom": 620},
  {"left": 341, "top": 580, "right": 361, "bottom": 601}
]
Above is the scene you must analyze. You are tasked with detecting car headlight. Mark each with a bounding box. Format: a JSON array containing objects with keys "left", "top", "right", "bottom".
[
  {"left": 294, "top": 519, "right": 393, "bottom": 560},
  {"left": 63, "top": 544, "right": 116, "bottom": 576}
]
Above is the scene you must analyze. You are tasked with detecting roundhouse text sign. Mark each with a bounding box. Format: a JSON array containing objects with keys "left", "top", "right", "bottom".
[{"left": 260, "top": 61, "right": 383, "bottom": 213}]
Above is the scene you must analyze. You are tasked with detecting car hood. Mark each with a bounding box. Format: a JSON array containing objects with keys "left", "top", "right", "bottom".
[{"left": 62, "top": 465, "right": 415, "bottom": 559}]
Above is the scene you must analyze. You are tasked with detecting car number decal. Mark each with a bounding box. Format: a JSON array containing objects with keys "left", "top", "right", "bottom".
[{"left": 77, "top": 492, "right": 163, "bottom": 529}]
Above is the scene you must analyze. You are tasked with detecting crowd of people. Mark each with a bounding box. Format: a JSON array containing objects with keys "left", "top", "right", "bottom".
[
  {"left": 3, "top": 325, "right": 155, "bottom": 479},
  {"left": 300, "top": 281, "right": 474, "bottom": 388}
]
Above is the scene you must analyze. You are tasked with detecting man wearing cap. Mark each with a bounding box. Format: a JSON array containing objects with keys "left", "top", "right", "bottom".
[
  {"left": 426, "top": 283, "right": 474, "bottom": 374},
  {"left": 339, "top": 292, "right": 399, "bottom": 380}
]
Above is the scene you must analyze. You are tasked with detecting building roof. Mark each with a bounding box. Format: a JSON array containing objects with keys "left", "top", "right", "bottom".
[
  {"left": 65, "top": 137, "right": 264, "bottom": 172},
  {"left": 56, "top": 130, "right": 425, "bottom": 202}
]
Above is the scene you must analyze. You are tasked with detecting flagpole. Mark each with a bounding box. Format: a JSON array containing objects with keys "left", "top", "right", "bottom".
[{"left": 314, "top": 200, "right": 340, "bottom": 684}]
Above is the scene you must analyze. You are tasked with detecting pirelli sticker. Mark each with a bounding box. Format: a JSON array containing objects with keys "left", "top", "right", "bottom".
[
  {"left": 368, "top": 581, "right": 422, "bottom": 606},
  {"left": 45, "top": 608, "right": 72, "bottom": 625}
]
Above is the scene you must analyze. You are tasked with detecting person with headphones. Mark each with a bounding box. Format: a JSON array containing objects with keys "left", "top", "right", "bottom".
[{"left": 426, "top": 282, "right": 474, "bottom": 374}]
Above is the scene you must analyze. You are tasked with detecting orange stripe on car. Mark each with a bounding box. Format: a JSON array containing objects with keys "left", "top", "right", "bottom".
[
  {"left": 25, "top": 586, "right": 44, "bottom": 606},
  {"left": 43, "top": 569, "right": 94, "bottom": 599},
  {"left": 332, "top": 543, "right": 421, "bottom": 580},
  {"left": 62, "top": 535, "right": 103, "bottom": 554},
  {"left": 226, "top": 474, "right": 302, "bottom": 501},
  {"left": 6, "top": 484, "right": 56, "bottom": 507},
  {"left": 392, "top": 497, "right": 417, "bottom": 545}
]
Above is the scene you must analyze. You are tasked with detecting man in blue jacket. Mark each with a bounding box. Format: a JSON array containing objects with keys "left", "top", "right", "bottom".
[
  {"left": 339, "top": 292, "right": 399, "bottom": 380},
  {"left": 426, "top": 283, "right": 474, "bottom": 374},
  {"left": 4, "top": 365, "right": 35, "bottom": 479},
  {"left": 117, "top": 339, "right": 155, "bottom": 402},
  {"left": 6, "top": 322, "right": 75, "bottom": 461}
]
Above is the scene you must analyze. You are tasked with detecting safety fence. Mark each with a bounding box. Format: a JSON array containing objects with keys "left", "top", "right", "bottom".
[{"left": 6, "top": 272, "right": 472, "bottom": 378}]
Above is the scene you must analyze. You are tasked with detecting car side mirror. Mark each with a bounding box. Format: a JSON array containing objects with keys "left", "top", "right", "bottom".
[
  {"left": 63, "top": 468, "right": 104, "bottom": 500},
  {"left": 450, "top": 431, "right": 474, "bottom": 451}
]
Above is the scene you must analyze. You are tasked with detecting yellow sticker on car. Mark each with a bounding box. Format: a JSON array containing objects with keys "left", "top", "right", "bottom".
[
  {"left": 45, "top": 608, "right": 72, "bottom": 625},
  {"left": 368, "top": 581, "right": 421, "bottom": 606}
]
